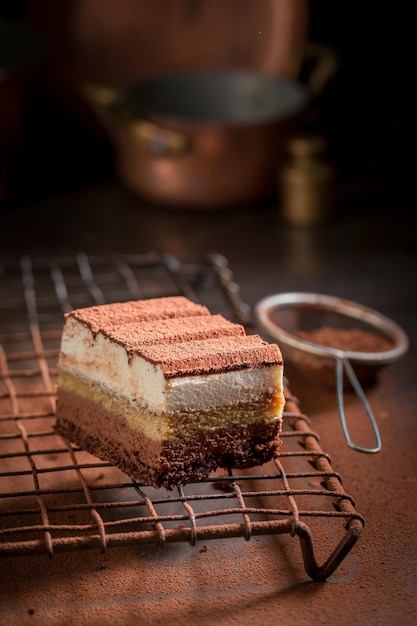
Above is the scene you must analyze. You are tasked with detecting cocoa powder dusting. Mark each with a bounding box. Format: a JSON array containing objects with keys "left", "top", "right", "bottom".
[
  {"left": 287, "top": 326, "right": 394, "bottom": 388},
  {"left": 294, "top": 326, "right": 393, "bottom": 352}
]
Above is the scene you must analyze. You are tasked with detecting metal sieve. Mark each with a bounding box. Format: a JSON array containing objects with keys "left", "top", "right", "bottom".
[{"left": 255, "top": 292, "right": 409, "bottom": 453}]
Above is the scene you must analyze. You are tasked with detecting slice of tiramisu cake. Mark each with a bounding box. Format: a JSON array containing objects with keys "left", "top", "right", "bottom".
[{"left": 55, "top": 296, "right": 284, "bottom": 488}]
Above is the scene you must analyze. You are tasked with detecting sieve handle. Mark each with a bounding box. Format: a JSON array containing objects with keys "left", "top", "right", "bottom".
[{"left": 335, "top": 357, "right": 382, "bottom": 453}]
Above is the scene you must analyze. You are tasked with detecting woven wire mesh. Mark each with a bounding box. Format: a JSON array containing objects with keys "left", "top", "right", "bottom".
[{"left": 0, "top": 253, "right": 364, "bottom": 580}]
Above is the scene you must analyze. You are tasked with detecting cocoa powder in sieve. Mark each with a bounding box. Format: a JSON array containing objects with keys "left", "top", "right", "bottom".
[
  {"left": 294, "top": 326, "right": 393, "bottom": 353},
  {"left": 288, "top": 326, "right": 393, "bottom": 387}
]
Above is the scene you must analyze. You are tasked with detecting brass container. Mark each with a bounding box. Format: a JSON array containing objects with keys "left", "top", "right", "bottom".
[{"left": 280, "top": 134, "right": 336, "bottom": 226}]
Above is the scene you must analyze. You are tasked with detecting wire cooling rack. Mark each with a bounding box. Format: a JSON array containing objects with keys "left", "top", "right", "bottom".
[{"left": 0, "top": 253, "right": 364, "bottom": 581}]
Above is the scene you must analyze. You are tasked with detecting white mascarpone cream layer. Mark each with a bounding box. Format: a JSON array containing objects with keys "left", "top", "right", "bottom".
[{"left": 59, "top": 316, "right": 283, "bottom": 417}]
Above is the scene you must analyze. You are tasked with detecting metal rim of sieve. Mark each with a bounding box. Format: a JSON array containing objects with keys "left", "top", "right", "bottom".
[
  {"left": 255, "top": 292, "right": 410, "bottom": 455},
  {"left": 254, "top": 292, "right": 409, "bottom": 365}
]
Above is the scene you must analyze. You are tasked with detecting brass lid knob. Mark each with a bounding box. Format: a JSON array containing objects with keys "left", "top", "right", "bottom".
[{"left": 287, "top": 134, "right": 328, "bottom": 158}]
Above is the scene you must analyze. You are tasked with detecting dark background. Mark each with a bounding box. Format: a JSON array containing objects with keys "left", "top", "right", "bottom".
[
  {"left": 309, "top": 2, "right": 414, "bottom": 175},
  {"left": 0, "top": 0, "right": 415, "bottom": 210}
]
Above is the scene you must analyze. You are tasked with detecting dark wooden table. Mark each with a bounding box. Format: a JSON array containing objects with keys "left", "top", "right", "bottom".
[{"left": 0, "top": 170, "right": 416, "bottom": 625}]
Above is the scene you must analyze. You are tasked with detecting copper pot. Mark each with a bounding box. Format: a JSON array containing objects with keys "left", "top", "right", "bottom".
[
  {"left": 120, "top": 71, "right": 308, "bottom": 209},
  {"left": 85, "top": 44, "right": 337, "bottom": 209}
]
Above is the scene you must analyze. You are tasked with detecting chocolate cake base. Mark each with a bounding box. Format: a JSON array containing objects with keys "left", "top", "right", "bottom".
[{"left": 55, "top": 388, "right": 282, "bottom": 488}]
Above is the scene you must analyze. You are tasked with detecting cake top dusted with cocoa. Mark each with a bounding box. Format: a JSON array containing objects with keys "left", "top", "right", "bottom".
[
  {"left": 67, "top": 297, "right": 210, "bottom": 336},
  {"left": 63, "top": 297, "right": 282, "bottom": 377},
  {"left": 101, "top": 314, "right": 245, "bottom": 355},
  {"left": 139, "top": 334, "right": 282, "bottom": 377}
]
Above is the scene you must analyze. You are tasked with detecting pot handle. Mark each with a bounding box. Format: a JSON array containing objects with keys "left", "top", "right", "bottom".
[
  {"left": 300, "top": 41, "right": 340, "bottom": 99},
  {"left": 82, "top": 83, "right": 190, "bottom": 157},
  {"left": 130, "top": 120, "right": 190, "bottom": 157},
  {"left": 82, "top": 84, "right": 129, "bottom": 132}
]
